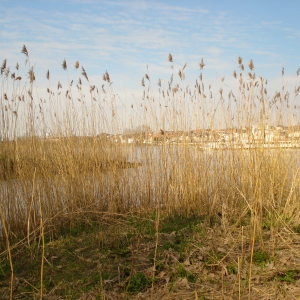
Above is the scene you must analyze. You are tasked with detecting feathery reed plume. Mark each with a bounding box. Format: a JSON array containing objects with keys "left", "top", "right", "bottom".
[
  {"left": 21, "top": 44, "right": 29, "bottom": 57},
  {"left": 28, "top": 67, "right": 35, "bottom": 83},
  {"left": 62, "top": 59, "right": 67, "bottom": 70},
  {"left": 199, "top": 58, "right": 205, "bottom": 69},
  {"left": 4, "top": 67, "right": 10, "bottom": 77},
  {"left": 238, "top": 56, "right": 242, "bottom": 65},
  {"left": 178, "top": 70, "right": 184, "bottom": 80},
  {"left": 168, "top": 53, "right": 173, "bottom": 62},
  {"left": 28, "top": 90, "right": 33, "bottom": 100},
  {"left": 172, "top": 85, "right": 179, "bottom": 94},
  {"left": 141, "top": 77, "right": 145, "bottom": 87},
  {"left": 81, "top": 67, "right": 89, "bottom": 81},
  {"left": 145, "top": 73, "right": 150, "bottom": 81},
  {"left": 90, "top": 85, "right": 95, "bottom": 93},
  {"left": 57, "top": 81, "right": 62, "bottom": 89},
  {"left": 248, "top": 59, "right": 254, "bottom": 71},
  {"left": 46, "top": 70, "right": 50, "bottom": 80},
  {"left": 74, "top": 61, "right": 80, "bottom": 69},
  {"left": 16, "top": 62, "right": 19, "bottom": 70},
  {"left": 103, "top": 71, "right": 110, "bottom": 83},
  {"left": 1, "top": 59, "right": 6, "bottom": 74},
  {"left": 220, "top": 88, "right": 225, "bottom": 99}
]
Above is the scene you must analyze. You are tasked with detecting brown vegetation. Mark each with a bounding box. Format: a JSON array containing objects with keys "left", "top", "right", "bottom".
[{"left": 0, "top": 47, "right": 299, "bottom": 299}]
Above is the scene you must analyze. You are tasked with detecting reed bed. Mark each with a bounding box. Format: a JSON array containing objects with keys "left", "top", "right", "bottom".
[{"left": 0, "top": 46, "right": 299, "bottom": 299}]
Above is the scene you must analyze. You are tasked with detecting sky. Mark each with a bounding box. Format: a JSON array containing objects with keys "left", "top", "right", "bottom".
[{"left": 1, "top": 0, "right": 300, "bottom": 132}]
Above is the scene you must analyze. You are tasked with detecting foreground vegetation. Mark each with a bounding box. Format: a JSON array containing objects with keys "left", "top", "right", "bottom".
[
  {"left": 0, "top": 46, "right": 299, "bottom": 299},
  {"left": 1, "top": 212, "right": 300, "bottom": 299}
]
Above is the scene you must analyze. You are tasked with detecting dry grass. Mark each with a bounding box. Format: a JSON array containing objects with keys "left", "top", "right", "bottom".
[{"left": 0, "top": 46, "right": 299, "bottom": 299}]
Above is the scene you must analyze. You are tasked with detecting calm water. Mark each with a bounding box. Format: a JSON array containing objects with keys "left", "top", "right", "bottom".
[
  {"left": 0, "top": 145, "right": 299, "bottom": 224},
  {"left": 116, "top": 145, "right": 300, "bottom": 206}
]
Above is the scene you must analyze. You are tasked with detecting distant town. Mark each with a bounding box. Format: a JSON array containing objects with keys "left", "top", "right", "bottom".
[{"left": 106, "top": 125, "right": 300, "bottom": 149}]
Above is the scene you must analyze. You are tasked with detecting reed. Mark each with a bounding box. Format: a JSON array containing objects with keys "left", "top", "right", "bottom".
[{"left": 0, "top": 46, "right": 299, "bottom": 299}]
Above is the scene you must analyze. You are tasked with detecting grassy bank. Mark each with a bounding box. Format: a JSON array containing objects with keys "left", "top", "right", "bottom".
[
  {"left": 0, "top": 47, "right": 299, "bottom": 299},
  {"left": 1, "top": 211, "right": 299, "bottom": 299}
]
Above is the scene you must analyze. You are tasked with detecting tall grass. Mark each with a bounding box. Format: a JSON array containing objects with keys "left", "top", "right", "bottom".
[{"left": 0, "top": 46, "right": 299, "bottom": 298}]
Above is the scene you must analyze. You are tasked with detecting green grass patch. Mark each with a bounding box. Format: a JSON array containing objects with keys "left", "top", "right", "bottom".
[
  {"left": 127, "top": 272, "right": 152, "bottom": 294},
  {"left": 204, "top": 251, "right": 224, "bottom": 266},
  {"left": 292, "top": 225, "right": 300, "bottom": 234},
  {"left": 177, "top": 265, "right": 197, "bottom": 283},
  {"left": 227, "top": 263, "right": 238, "bottom": 275},
  {"left": 128, "top": 215, "right": 156, "bottom": 236},
  {"left": 252, "top": 250, "right": 270, "bottom": 266},
  {"left": 276, "top": 270, "right": 299, "bottom": 283},
  {"left": 0, "top": 260, "right": 11, "bottom": 280},
  {"left": 160, "top": 214, "right": 203, "bottom": 233}
]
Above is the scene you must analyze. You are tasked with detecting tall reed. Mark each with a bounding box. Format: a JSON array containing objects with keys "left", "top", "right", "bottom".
[
  {"left": 1, "top": 47, "right": 299, "bottom": 238},
  {"left": 0, "top": 45, "right": 300, "bottom": 298},
  {"left": 0, "top": 47, "right": 299, "bottom": 298}
]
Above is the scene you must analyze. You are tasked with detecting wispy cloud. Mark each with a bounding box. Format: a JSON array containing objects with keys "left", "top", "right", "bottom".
[{"left": 1, "top": 0, "right": 299, "bottom": 93}]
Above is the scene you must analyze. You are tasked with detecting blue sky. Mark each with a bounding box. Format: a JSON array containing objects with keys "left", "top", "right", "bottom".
[
  {"left": 1, "top": 0, "right": 300, "bottom": 131},
  {"left": 1, "top": 0, "right": 299, "bottom": 83}
]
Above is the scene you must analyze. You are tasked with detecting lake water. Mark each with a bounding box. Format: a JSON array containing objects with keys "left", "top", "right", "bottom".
[
  {"left": 0, "top": 145, "right": 299, "bottom": 233},
  {"left": 114, "top": 145, "right": 300, "bottom": 208}
]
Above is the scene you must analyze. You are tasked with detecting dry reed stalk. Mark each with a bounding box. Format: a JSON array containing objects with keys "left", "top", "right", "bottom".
[
  {"left": 0, "top": 208, "right": 14, "bottom": 300},
  {"left": 151, "top": 207, "right": 160, "bottom": 294},
  {"left": 38, "top": 191, "right": 45, "bottom": 300},
  {"left": 27, "top": 168, "right": 37, "bottom": 247},
  {"left": 248, "top": 215, "right": 257, "bottom": 298}
]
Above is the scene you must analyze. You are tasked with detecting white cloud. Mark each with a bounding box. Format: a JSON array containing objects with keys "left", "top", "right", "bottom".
[
  {"left": 206, "top": 47, "right": 223, "bottom": 56},
  {"left": 1, "top": 0, "right": 299, "bottom": 123}
]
